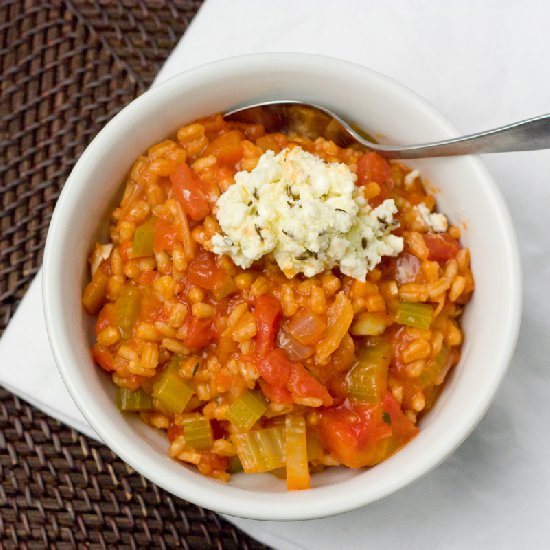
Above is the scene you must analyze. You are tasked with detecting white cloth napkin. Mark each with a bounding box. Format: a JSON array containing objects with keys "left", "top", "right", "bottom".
[{"left": 2, "top": 0, "right": 550, "bottom": 548}]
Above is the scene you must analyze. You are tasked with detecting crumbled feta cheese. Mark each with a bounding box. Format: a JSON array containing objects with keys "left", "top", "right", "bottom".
[
  {"left": 404, "top": 169, "right": 420, "bottom": 189},
  {"left": 415, "top": 203, "right": 448, "bottom": 233},
  {"left": 211, "top": 147, "right": 403, "bottom": 280}
]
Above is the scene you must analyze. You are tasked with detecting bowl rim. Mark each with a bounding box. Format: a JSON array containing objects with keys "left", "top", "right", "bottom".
[{"left": 43, "top": 52, "right": 522, "bottom": 520}]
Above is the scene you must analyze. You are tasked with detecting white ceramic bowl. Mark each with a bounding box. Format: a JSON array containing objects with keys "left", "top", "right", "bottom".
[{"left": 43, "top": 53, "right": 521, "bottom": 520}]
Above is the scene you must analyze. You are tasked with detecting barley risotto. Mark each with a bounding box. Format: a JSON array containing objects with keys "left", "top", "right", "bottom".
[{"left": 82, "top": 113, "right": 474, "bottom": 490}]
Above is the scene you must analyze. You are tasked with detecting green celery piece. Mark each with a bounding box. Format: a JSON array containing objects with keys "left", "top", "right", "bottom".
[
  {"left": 115, "top": 285, "right": 141, "bottom": 339},
  {"left": 227, "top": 456, "right": 244, "bottom": 474},
  {"left": 181, "top": 414, "right": 213, "bottom": 450},
  {"left": 152, "top": 357, "right": 193, "bottom": 414},
  {"left": 395, "top": 302, "right": 433, "bottom": 330},
  {"left": 231, "top": 427, "right": 285, "bottom": 473},
  {"left": 132, "top": 217, "right": 156, "bottom": 257},
  {"left": 285, "top": 414, "right": 310, "bottom": 490},
  {"left": 419, "top": 345, "right": 450, "bottom": 386},
  {"left": 225, "top": 391, "right": 267, "bottom": 430},
  {"left": 116, "top": 388, "right": 153, "bottom": 411},
  {"left": 347, "top": 343, "right": 392, "bottom": 403},
  {"left": 306, "top": 431, "right": 324, "bottom": 462}
]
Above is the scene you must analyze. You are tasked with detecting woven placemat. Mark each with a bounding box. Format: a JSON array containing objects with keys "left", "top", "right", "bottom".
[{"left": 0, "top": 2, "right": 269, "bottom": 548}]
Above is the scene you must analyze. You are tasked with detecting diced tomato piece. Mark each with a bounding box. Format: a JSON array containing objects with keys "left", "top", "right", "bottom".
[
  {"left": 95, "top": 304, "right": 116, "bottom": 335},
  {"left": 329, "top": 332, "right": 355, "bottom": 374},
  {"left": 138, "top": 292, "right": 163, "bottom": 323},
  {"left": 204, "top": 130, "right": 244, "bottom": 165},
  {"left": 319, "top": 394, "right": 417, "bottom": 468},
  {"left": 198, "top": 452, "right": 229, "bottom": 474},
  {"left": 154, "top": 219, "right": 179, "bottom": 252},
  {"left": 167, "top": 425, "right": 183, "bottom": 442},
  {"left": 357, "top": 152, "right": 394, "bottom": 206},
  {"left": 92, "top": 344, "right": 115, "bottom": 372},
  {"left": 183, "top": 316, "right": 216, "bottom": 348},
  {"left": 210, "top": 418, "right": 225, "bottom": 441},
  {"left": 320, "top": 403, "right": 390, "bottom": 468},
  {"left": 171, "top": 163, "right": 210, "bottom": 221},
  {"left": 259, "top": 380, "right": 293, "bottom": 405},
  {"left": 382, "top": 392, "right": 418, "bottom": 442},
  {"left": 253, "top": 295, "right": 282, "bottom": 358},
  {"left": 257, "top": 348, "right": 293, "bottom": 387},
  {"left": 186, "top": 253, "right": 224, "bottom": 290},
  {"left": 288, "top": 363, "right": 333, "bottom": 406},
  {"left": 357, "top": 152, "right": 393, "bottom": 185},
  {"left": 422, "top": 233, "right": 460, "bottom": 262}
]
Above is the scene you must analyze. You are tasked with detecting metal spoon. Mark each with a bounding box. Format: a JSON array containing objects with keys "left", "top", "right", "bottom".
[{"left": 225, "top": 100, "right": 550, "bottom": 159}]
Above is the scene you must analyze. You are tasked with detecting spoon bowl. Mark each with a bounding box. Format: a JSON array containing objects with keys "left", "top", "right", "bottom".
[{"left": 226, "top": 100, "right": 550, "bottom": 158}]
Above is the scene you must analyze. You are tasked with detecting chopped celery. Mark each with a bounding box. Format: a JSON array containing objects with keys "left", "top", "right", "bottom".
[
  {"left": 285, "top": 414, "right": 310, "bottom": 490},
  {"left": 270, "top": 468, "right": 287, "bottom": 480},
  {"left": 424, "top": 384, "right": 444, "bottom": 412},
  {"left": 231, "top": 427, "right": 285, "bottom": 473},
  {"left": 132, "top": 217, "right": 156, "bottom": 257},
  {"left": 181, "top": 414, "right": 213, "bottom": 450},
  {"left": 350, "top": 312, "right": 388, "bottom": 336},
  {"left": 395, "top": 302, "right": 433, "bottom": 330},
  {"left": 115, "top": 285, "right": 141, "bottom": 339},
  {"left": 420, "top": 345, "right": 451, "bottom": 387},
  {"left": 152, "top": 357, "right": 193, "bottom": 414},
  {"left": 347, "top": 343, "right": 391, "bottom": 403},
  {"left": 306, "top": 431, "right": 324, "bottom": 463},
  {"left": 225, "top": 391, "right": 267, "bottom": 431},
  {"left": 116, "top": 387, "right": 153, "bottom": 411},
  {"left": 227, "top": 456, "right": 244, "bottom": 474}
]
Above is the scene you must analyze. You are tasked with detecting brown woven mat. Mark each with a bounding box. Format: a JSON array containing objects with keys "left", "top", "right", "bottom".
[{"left": 0, "top": 2, "right": 269, "bottom": 548}]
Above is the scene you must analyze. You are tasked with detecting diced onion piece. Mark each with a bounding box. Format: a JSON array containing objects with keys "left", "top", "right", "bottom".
[
  {"left": 395, "top": 302, "right": 433, "bottom": 329},
  {"left": 285, "top": 414, "right": 310, "bottom": 491},
  {"left": 90, "top": 244, "right": 113, "bottom": 276},
  {"left": 152, "top": 357, "right": 193, "bottom": 414},
  {"left": 315, "top": 292, "right": 353, "bottom": 363},
  {"left": 350, "top": 312, "right": 388, "bottom": 336},
  {"left": 181, "top": 414, "right": 213, "bottom": 450},
  {"left": 347, "top": 343, "right": 392, "bottom": 403},
  {"left": 287, "top": 309, "right": 326, "bottom": 345},
  {"left": 277, "top": 328, "right": 313, "bottom": 361},
  {"left": 225, "top": 390, "right": 267, "bottom": 431},
  {"left": 116, "top": 388, "right": 153, "bottom": 411},
  {"left": 231, "top": 427, "right": 285, "bottom": 473}
]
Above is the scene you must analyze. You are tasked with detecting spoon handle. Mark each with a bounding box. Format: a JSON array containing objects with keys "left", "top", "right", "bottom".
[{"left": 376, "top": 113, "right": 550, "bottom": 159}]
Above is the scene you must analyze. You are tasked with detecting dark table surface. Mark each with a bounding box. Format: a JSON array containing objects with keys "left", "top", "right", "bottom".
[{"left": 0, "top": 1, "right": 269, "bottom": 547}]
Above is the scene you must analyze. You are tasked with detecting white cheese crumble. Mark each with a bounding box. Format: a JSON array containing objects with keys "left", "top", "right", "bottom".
[
  {"left": 415, "top": 203, "right": 448, "bottom": 233},
  {"left": 210, "top": 147, "right": 403, "bottom": 280},
  {"left": 404, "top": 169, "right": 420, "bottom": 189}
]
